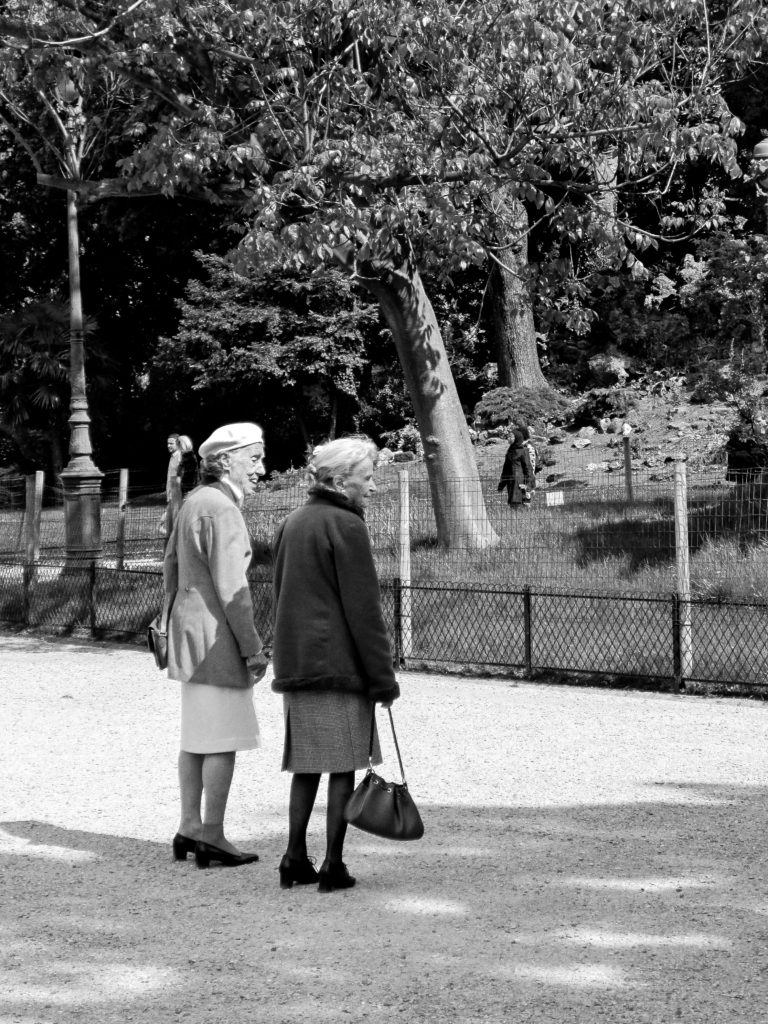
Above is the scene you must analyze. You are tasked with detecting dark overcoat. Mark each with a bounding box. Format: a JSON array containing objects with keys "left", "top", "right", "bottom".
[
  {"left": 271, "top": 487, "right": 400, "bottom": 704},
  {"left": 497, "top": 443, "right": 535, "bottom": 505}
]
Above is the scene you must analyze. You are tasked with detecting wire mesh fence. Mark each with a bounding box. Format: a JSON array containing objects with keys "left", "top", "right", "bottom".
[
  {"left": 3, "top": 456, "right": 768, "bottom": 601},
  {"left": 1, "top": 562, "right": 766, "bottom": 691}
]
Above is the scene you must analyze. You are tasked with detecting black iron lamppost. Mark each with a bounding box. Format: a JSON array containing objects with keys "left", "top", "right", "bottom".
[{"left": 48, "top": 74, "right": 103, "bottom": 566}]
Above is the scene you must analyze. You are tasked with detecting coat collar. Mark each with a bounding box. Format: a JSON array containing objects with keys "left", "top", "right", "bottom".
[
  {"left": 307, "top": 483, "right": 365, "bottom": 520},
  {"left": 207, "top": 478, "right": 243, "bottom": 507}
]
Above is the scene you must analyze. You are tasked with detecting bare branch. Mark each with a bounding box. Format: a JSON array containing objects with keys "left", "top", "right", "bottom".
[
  {"left": 36, "top": 172, "right": 249, "bottom": 207},
  {"left": 29, "top": 0, "right": 151, "bottom": 48}
]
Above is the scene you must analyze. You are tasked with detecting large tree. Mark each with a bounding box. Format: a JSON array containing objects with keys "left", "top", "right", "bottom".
[{"left": 3, "top": 0, "right": 767, "bottom": 546}]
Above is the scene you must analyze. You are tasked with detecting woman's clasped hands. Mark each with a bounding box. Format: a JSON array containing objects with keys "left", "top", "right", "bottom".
[{"left": 246, "top": 652, "right": 270, "bottom": 683}]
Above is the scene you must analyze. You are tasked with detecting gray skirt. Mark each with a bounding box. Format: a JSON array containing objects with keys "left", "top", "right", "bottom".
[{"left": 281, "top": 690, "right": 382, "bottom": 773}]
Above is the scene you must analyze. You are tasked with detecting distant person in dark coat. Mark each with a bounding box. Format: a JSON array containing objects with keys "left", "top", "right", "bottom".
[
  {"left": 177, "top": 435, "right": 200, "bottom": 496},
  {"left": 498, "top": 429, "right": 535, "bottom": 508},
  {"left": 271, "top": 435, "right": 400, "bottom": 893}
]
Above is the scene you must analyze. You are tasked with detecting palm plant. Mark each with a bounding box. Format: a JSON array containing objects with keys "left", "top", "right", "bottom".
[{"left": 0, "top": 300, "right": 99, "bottom": 476}]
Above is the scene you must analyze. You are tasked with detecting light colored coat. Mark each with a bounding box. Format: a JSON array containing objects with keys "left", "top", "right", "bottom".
[{"left": 163, "top": 482, "right": 262, "bottom": 689}]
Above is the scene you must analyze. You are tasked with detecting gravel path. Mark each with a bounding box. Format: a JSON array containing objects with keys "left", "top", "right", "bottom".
[{"left": 2, "top": 630, "right": 768, "bottom": 1024}]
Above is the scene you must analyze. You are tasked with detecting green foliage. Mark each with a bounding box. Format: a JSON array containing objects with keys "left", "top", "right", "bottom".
[
  {"left": 0, "top": 301, "right": 104, "bottom": 473},
  {"left": 689, "top": 362, "right": 751, "bottom": 405},
  {"left": 380, "top": 423, "right": 423, "bottom": 455},
  {"left": 473, "top": 387, "right": 570, "bottom": 430},
  {"left": 3, "top": 0, "right": 768, "bottom": 472},
  {"left": 150, "top": 254, "right": 381, "bottom": 461},
  {"left": 569, "top": 388, "right": 636, "bottom": 428}
]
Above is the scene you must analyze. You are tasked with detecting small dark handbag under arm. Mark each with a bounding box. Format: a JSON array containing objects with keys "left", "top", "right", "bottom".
[
  {"left": 343, "top": 707, "right": 424, "bottom": 841},
  {"left": 147, "top": 592, "right": 174, "bottom": 671}
]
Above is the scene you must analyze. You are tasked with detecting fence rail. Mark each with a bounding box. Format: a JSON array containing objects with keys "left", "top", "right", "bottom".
[{"left": 1, "top": 561, "right": 766, "bottom": 693}]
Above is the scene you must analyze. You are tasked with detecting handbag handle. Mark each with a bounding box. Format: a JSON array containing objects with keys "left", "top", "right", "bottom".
[{"left": 368, "top": 707, "right": 408, "bottom": 786}]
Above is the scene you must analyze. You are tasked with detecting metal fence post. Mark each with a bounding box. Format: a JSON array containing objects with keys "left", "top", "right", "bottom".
[
  {"left": 24, "top": 471, "right": 43, "bottom": 563},
  {"left": 22, "top": 471, "right": 43, "bottom": 625},
  {"left": 89, "top": 560, "right": 97, "bottom": 633},
  {"left": 398, "top": 469, "right": 412, "bottom": 662},
  {"left": 623, "top": 432, "right": 633, "bottom": 503},
  {"left": 392, "top": 576, "right": 403, "bottom": 666},
  {"left": 671, "top": 593, "right": 682, "bottom": 690},
  {"left": 523, "top": 586, "right": 533, "bottom": 676},
  {"left": 116, "top": 468, "right": 129, "bottom": 570},
  {"left": 673, "top": 458, "right": 693, "bottom": 686}
]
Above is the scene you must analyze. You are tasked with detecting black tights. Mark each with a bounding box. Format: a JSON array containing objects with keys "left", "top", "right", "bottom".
[{"left": 286, "top": 771, "right": 355, "bottom": 866}]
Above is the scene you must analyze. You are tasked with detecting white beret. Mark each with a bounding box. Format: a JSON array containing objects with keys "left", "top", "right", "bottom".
[{"left": 198, "top": 422, "right": 264, "bottom": 460}]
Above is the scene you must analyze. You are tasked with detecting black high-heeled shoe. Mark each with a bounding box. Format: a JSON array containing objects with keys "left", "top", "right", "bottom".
[
  {"left": 278, "top": 854, "right": 319, "bottom": 889},
  {"left": 194, "top": 841, "right": 260, "bottom": 869},
  {"left": 172, "top": 833, "right": 198, "bottom": 862},
  {"left": 317, "top": 862, "right": 356, "bottom": 893}
]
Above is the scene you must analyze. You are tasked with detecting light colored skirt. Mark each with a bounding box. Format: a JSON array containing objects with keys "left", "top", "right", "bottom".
[
  {"left": 282, "top": 690, "right": 381, "bottom": 773},
  {"left": 180, "top": 681, "right": 260, "bottom": 754}
]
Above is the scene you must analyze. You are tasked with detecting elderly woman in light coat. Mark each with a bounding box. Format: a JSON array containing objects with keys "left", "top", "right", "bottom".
[{"left": 163, "top": 422, "right": 269, "bottom": 869}]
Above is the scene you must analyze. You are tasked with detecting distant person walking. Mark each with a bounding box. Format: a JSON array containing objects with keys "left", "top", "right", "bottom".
[
  {"left": 521, "top": 425, "right": 541, "bottom": 506},
  {"left": 165, "top": 433, "right": 182, "bottom": 501},
  {"left": 164, "top": 435, "right": 199, "bottom": 538},
  {"left": 162, "top": 433, "right": 182, "bottom": 539},
  {"left": 498, "top": 429, "right": 535, "bottom": 510},
  {"left": 164, "top": 422, "right": 269, "bottom": 869},
  {"left": 271, "top": 436, "right": 400, "bottom": 893}
]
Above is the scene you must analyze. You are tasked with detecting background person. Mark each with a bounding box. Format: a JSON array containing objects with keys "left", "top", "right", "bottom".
[
  {"left": 165, "top": 433, "right": 181, "bottom": 500},
  {"left": 177, "top": 435, "right": 200, "bottom": 497},
  {"left": 521, "top": 425, "right": 541, "bottom": 506},
  {"left": 164, "top": 422, "right": 269, "bottom": 869},
  {"left": 162, "top": 433, "right": 182, "bottom": 539},
  {"left": 271, "top": 436, "right": 400, "bottom": 893},
  {"left": 498, "top": 429, "right": 535, "bottom": 510}
]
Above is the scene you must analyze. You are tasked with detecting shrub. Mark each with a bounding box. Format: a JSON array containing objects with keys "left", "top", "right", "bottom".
[
  {"left": 473, "top": 387, "right": 570, "bottom": 431},
  {"left": 568, "top": 388, "right": 637, "bottom": 428},
  {"left": 264, "top": 465, "right": 306, "bottom": 492},
  {"left": 689, "top": 361, "right": 752, "bottom": 406},
  {"left": 380, "top": 422, "right": 423, "bottom": 455}
]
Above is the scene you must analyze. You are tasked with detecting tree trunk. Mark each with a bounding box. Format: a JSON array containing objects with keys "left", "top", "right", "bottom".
[
  {"left": 592, "top": 148, "right": 619, "bottom": 270},
  {"left": 488, "top": 194, "right": 547, "bottom": 390},
  {"left": 349, "top": 252, "right": 499, "bottom": 550}
]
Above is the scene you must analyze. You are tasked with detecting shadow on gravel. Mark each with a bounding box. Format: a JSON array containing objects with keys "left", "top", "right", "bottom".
[
  {"left": 3, "top": 783, "right": 768, "bottom": 1024},
  {"left": 0, "top": 632, "right": 142, "bottom": 656}
]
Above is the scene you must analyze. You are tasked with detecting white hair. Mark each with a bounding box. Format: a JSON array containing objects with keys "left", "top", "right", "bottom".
[
  {"left": 308, "top": 436, "right": 378, "bottom": 486},
  {"left": 199, "top": 450, "right": 229, "bottom": 481}
]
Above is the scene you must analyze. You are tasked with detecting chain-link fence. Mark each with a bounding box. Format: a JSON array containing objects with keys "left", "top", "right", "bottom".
[
  {"left": 1, "top": 562, "right": 766, "bottom": 691},
  {"left": 2, "top": 446, "right": 768, "bottom": 690},
  {"left": 2, "top": 455, "right": 768, "bottom": 599}
]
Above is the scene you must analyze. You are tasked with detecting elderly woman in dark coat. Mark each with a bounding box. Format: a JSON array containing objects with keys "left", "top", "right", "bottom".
[
  {"left": 498, "top": 429, "right": 535, "bottom": 508},
  {"left": 272, "top": 436, "right": 400, "bottom": 893},
  {"left": 164, "top": 422, "right": 269, "bottom": 869}
]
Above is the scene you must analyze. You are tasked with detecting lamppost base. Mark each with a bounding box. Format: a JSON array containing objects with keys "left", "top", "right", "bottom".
[{"left": 60, "top": 462, "right": 104, "bottom": 565}]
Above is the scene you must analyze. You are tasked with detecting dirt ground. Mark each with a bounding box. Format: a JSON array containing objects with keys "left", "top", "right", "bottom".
[{"left": 2, "top": 630, "right": 768, "bottom": 1024}]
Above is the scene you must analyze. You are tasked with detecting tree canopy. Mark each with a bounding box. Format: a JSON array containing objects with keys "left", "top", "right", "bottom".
[{"left": 1, "top": 1, "right": 768, "bottom": 519}]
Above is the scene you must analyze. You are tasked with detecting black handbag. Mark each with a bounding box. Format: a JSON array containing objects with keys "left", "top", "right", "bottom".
[
  {"left": 344, "top": 707, "right": 424, "bottom": 841},
  {"left": 147, "top": 592, "right": 174, "bottom": 671},
  {"left": 147, "top": 616, "right": 168, "bottom": 670}
]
